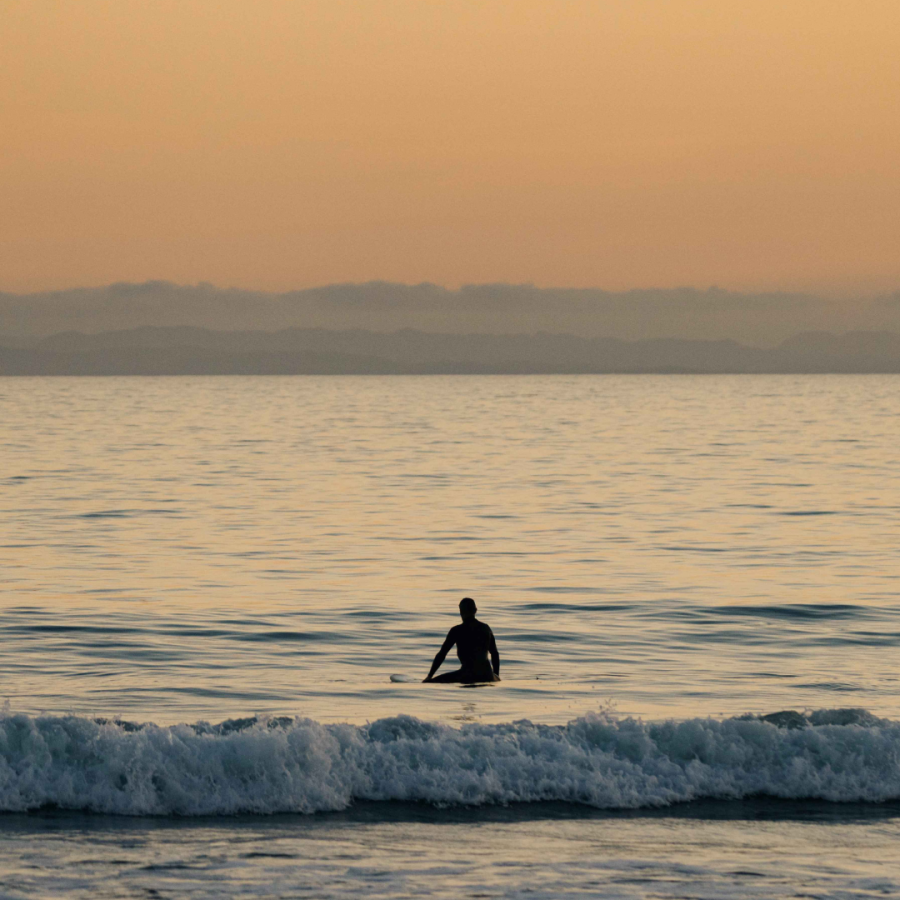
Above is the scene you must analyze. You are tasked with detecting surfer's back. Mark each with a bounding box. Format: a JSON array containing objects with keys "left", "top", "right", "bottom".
[{"left": 450, "top": 617, "right": 495, "bottom": 667}]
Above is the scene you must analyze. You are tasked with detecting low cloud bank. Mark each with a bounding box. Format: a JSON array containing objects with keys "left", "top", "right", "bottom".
[{"left": 3, "top": 281, "right": 900, "bottom": 345}]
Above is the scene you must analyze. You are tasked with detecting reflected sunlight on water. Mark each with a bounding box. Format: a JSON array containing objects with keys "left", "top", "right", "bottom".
[{"left": 1, "top": 375, "right": 898, "bottom": 724}]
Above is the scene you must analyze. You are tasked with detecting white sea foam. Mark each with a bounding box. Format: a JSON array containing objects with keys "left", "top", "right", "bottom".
[{"left": 1, "top": 709, "right": 898, "bottom": 816}]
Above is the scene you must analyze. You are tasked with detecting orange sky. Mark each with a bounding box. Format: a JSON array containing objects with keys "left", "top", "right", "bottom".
[{"left": 2, "top": 0, "right": 898, "bottom": 295}]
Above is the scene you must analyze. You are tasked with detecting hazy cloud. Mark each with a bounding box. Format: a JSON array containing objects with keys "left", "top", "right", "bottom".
[{"left": 3, "top": 282, "right": 899, "bottom": 346}]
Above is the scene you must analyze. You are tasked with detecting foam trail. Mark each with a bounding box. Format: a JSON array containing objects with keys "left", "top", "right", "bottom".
[{"left": 1, "top": 709, "right": 898, "bottom": 816}]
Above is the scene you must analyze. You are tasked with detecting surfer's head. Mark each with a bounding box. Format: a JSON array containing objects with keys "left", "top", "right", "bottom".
[{"left": 459, "top": 597, "right": 477, "bottom": 619}]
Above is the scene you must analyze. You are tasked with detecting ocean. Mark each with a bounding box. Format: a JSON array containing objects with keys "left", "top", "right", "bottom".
[{"left": 1, "top": 374, "right": 899, "bottom": 898}]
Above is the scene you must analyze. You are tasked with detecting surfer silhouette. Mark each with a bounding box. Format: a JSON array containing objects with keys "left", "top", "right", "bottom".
[{"left": 424, "top": 597, "right": 500, "bottom": 683}]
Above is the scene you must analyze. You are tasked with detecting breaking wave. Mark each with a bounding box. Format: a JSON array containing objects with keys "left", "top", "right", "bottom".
[{"left": 2, "top": 709, "right": 899, "bottom": 816}]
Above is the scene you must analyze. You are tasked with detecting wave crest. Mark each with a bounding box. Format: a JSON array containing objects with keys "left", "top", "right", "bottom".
[{"left": 1, "top": 709, "right": 897, "bottom": 816}]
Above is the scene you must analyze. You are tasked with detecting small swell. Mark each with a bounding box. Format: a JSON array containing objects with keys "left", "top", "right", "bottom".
[{"left": 708, "top": 604, "right": 865, "bottom": 621}]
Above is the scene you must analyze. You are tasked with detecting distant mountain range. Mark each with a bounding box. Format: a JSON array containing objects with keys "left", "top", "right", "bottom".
[{"left": 3, "top": 326, "right": 900, "bottom": 374}]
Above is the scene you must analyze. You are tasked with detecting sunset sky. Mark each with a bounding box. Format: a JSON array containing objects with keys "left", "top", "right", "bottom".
[{"left": 2, "top": 0, "right": 898, "bottom": 295}]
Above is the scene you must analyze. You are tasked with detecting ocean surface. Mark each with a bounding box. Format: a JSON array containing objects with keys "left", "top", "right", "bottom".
[{"left": 2, "top": 374, "right": 899, "bottom": 898}]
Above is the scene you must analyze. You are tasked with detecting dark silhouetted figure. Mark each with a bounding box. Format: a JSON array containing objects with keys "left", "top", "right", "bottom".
[{"left": 424, "top": 598, "right": 500, "bottom": 683}]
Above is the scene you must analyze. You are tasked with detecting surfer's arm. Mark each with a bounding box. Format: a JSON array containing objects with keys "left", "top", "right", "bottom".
[
  {"left": 424, "top": 631, "right": 456, "bottom": 682},
  {"left": 489, "top": 630, "right": 500, "bottom": 678}
]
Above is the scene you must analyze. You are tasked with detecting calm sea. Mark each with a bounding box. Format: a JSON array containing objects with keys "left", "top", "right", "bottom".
[{"left": 2, "top": 375, "right": 899, "bottom": 898}]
